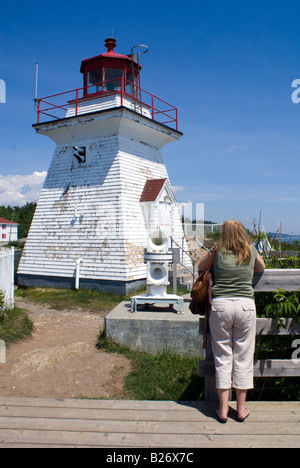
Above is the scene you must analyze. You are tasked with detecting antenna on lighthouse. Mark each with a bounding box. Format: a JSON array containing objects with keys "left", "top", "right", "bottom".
[{"left": 34, "top": 62, "right": 39, "bottom": 103}]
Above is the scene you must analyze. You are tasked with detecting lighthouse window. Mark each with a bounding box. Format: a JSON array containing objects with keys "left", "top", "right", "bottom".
[
  {"left": 87, "top": 69, "right": 103, "bottom": 94},
  {"left": 126, "top": 71, "right": 137, "bottom": 96},
  {"left": 104, "top": 68, "right": 123, "bottom": 91}
]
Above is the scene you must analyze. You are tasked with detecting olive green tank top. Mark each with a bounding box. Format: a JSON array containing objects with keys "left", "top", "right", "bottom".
[{"left": 212, "top": 245, "right": 258, "bottom": 299}]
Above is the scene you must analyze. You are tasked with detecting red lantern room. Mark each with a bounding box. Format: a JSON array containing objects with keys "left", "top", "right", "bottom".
[
  {"left": 35, "top": 38, "right": 178, "bottom": 130},
  {"left": 80, "top": 38, "right": 141, "bottom": 98}
]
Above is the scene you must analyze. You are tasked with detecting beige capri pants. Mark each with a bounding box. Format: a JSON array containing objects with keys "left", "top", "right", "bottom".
[{"left": 209, "top": 297, "right": 256, "bottom": 390}]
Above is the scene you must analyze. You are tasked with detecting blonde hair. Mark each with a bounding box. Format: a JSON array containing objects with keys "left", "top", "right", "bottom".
[{"left": 216, "top": 220, "right": 252, "bottom": 265}]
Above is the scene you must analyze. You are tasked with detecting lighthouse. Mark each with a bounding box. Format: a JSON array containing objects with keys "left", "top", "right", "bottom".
[{"left": 17, "top": 38, "right": 189, "bottom": 294}]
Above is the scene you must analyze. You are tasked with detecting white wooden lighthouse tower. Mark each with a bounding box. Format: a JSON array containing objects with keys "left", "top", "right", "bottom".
[{"left": 18, "top": 38, "right": 188, "bottom": 294}]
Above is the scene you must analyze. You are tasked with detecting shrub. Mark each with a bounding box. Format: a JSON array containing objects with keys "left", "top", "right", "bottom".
[
  {"left": 263, "top": 288, "right": 300, "bottom": 324},
  {"left": 0, "top": 307, "right": 33, "bottom": 344},
  {"left": 0, "top": 290, "right": 5, "bottom": 317}
]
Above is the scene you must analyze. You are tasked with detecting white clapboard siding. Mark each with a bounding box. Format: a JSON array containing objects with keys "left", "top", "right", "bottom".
[
  {"left": 66, "top": 94, "right": 152, "bottom": 119},
  {"left": 18, "top": 108, "right": 186, "bottom": 288}
]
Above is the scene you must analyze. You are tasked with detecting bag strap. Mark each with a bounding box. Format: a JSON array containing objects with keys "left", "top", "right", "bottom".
[{"left": 205, "top": 247, "right": 216, "bottom": 273}]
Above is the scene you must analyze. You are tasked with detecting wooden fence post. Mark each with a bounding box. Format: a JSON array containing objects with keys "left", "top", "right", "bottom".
[{"left": 204, "top": 333, "right": 218, "bottom": 401}]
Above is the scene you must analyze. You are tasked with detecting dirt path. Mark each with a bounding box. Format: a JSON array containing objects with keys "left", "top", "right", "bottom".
[{"left": 0, "top": 299, "right": 131, "bottom": 399}]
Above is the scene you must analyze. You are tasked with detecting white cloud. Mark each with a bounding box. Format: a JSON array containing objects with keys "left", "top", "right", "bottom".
[
  {"left": 0, "top": 171, "right": 47, "bottom": 206},
  {"left": 224, "top": 145, "right": 250, "bottom": 153},
  {"left": 172, "top": 185, "right": 184, "bottom": 193},
  {"left": 205, "top": 145, "right": 250, "bottom": 155}
]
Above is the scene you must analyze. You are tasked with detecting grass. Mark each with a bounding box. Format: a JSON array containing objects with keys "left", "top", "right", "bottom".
[
  {"left": 15, "top": 285, "right": 188, "bottom": 312},
  {"left": 0, "top": 307, "right": 33, "bottom": 344},
  {"left": 97, "top": 332, "right": 204, "bottom": 401},
  {"left": 15, "top": 287, "right": 129, "bottom": 312}
]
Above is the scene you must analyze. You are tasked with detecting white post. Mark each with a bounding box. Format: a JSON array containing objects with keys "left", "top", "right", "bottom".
[
  {"left": 75, "top": 258, "right": 83, "bottom": 290},
  {"left": 11, "top": 247, "right": 14, "bottom": 308}
]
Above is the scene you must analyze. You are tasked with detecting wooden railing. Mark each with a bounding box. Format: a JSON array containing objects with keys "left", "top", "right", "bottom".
[{"left": 198, "top": 269, "right": 300, "bottom": 401}]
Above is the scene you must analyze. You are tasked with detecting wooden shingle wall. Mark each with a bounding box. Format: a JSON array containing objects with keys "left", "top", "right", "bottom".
[{"left": 18, "top": 110, "right": 187, "bottom": 287}]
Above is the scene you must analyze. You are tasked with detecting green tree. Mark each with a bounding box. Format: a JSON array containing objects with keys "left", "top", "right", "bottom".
[{"left": 0, "top": 203, "right": 36, "bottom": 239}]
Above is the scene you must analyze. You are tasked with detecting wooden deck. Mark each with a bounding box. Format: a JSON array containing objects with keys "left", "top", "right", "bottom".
[{"left": 0, "top": 397, "right": 299, "bottom": 448}]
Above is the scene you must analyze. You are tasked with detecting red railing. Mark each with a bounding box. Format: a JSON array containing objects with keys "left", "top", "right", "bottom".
[{"left": 35, "top": 78, "right": 178, "bottom": 130}]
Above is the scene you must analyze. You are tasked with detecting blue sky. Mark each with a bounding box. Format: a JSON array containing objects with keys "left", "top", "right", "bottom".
[{"left": 1, "top": 0, "right": 300, "bottom": 234}]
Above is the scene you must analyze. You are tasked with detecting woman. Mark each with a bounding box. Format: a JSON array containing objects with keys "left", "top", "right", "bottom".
[{"left": 198, "top": 220, "right": 265, "bottom": 423}]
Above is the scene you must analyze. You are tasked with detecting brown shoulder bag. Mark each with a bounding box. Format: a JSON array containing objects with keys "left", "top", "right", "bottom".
[
  {"left": 190, "top": 248, "right": 216, "bottom": 303},
  {"left": 189, "top": 248, "right": 216, "bottom": 349}
]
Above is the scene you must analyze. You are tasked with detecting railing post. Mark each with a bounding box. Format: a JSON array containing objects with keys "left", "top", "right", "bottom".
[
  {"left": 37, "top": 99, "right": 40, "bottom": 124},
  {"left": 75, "top": 88, "right": 79, "bottom": 116},
  {"left": 176, "top": 108, "right": 178, "bottom": 131},
  {"left": 151, "top": 94, "right": 154, "bottom": 120},
  {"left": 121, "top": 77, "right": 123, "bottom": 107}
]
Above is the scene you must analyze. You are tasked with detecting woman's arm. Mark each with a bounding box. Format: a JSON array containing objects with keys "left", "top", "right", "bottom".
[{"left": 254, "top": 252, "right": 266, "bottom": 273}]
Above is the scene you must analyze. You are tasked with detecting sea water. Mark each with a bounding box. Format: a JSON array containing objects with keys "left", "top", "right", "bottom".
[{"left": 268, "top": 233, "right": 300, "bottom": 242}]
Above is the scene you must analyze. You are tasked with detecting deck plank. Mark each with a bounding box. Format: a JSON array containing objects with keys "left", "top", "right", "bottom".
[{"left": 0, "top": 397, "right": 299, "bottom": 448}]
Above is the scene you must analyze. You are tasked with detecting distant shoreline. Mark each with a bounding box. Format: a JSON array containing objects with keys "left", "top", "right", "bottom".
[{"left": 267, "top": 233, "right": 300, "bottom": 242}]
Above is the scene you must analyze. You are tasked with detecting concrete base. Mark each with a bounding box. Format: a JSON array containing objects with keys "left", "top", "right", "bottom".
[{"left": 105, "top": 300, "right": 204, "bottom": 358}]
